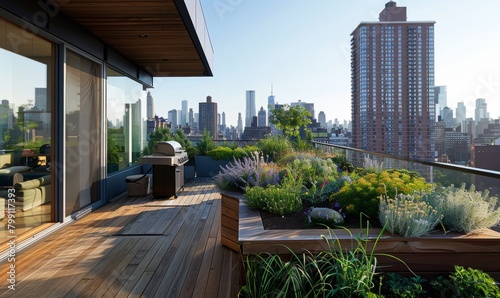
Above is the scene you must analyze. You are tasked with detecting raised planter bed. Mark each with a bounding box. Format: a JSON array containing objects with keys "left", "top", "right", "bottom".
[{"left": 220, "top": 191, "right": 500, "bottom": 280}]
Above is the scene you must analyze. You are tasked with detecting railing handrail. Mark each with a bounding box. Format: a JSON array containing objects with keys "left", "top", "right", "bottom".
[{"left": 313, "top": 141, "right": 500, "bottom": 179}]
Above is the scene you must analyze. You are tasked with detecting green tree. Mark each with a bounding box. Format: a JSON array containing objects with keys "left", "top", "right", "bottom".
[
  {"left": 269, "top": 104, "right": 312, "bottom": 143},
  {"left": 143, "top": 127, "right": 174, "bottom": 155}
]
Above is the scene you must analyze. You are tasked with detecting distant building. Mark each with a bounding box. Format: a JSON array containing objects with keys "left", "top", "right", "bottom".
[
  {"left": 445, "top": 131, "right": 472, "bottom": 165},
  {"left": 455, "top": 102, "right": 466, "bottom": 128},
  {"left": 245, "top": 90, "right": 256, "bottom": 127},
  {"left": 237, "top": 112, "right": 243, "bottom": 137},
  {"left": 242, "top": 116, "right": 270, "bottom": 140},
  {"left": 434, "top": 86, "right": 447, "bottom": 121},
  {"left": 181, "top": 100, "right": 188, "bottom": 127},
  {"left": 168, "top": 109, "right": 178, "bottom": 132},
  {"left": 318, "top": 111, "right": 326, "bottom": 128},
  {"left": 475, "top": 98, "right": 489, "bottom": 123},
  {"left": 189, "top": 108, "right": 194, "bottom": 131},
  {"left": 442, "top": 107, "right": 454, "bottom": 129},
  {"left": 257, "top": 106, "right": 266, "bottom": 127},
  {"left": 199, "top": 95, "right": 218, "bottom": 138},
  {"left": 147, "top": 91, "right": 154, "bottom": 119},
  {"left": 268, "top": 87, "right": 276, "bottom": 133},
  {"left": 291, "top": 100, "right": 314, "bottom": 120},
  {"left": 351, "top": 1, "right": 435, "bottom": 160}
]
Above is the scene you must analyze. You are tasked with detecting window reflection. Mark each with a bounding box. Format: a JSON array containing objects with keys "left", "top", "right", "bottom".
[{"left": 107, "top": 68, "right": 147, "bottom": 174}]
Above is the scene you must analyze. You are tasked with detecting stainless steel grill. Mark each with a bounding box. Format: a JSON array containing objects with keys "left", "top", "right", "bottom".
[{"left": 142, "top": 141, "right": 189, "bottom": 198}]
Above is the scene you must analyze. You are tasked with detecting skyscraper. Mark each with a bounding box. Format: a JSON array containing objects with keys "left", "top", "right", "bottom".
[
  {"left": 245, "top": 90, "right": 256, "bottom": 127},
  {"left": 456, "top": 102, "right": 466, "bottom": 128},
  {"left": 146, "top": 91, "right": 154, "bottom": 119},
  {"left": 257, "top": 106, "right": 266, "bottom": 127},
  {"left": 291, "top": 100, "right": 315, "bottom": 120},
  {"left": 189, "top": 108, "right": 194, "bottom": 129},
  {"left": 318, "top": 111, "right": 326, "bottom": 128},
  {"left": 475, "top": 98, "right": 489, "bottom": 122},
  {"left": 237, "top": 113, "right": 243, "bottom": 136},
  {"left": 181, "top": 100, "right": 188, "bottom": 127},
  {"left": 434, "top": 86, "right": 447, "bottom": 121},
  {"left": 168, "top": 109, "right": 178, "bottom": 132},
  {"left": 199, "top": 95, "right": 218, "bottom": 138},
  {"left": 351, "top": 1, "right": 435, "bottom": 160},
  {"left": 268, "top": 86, "right": 276, "bottom": 133}
]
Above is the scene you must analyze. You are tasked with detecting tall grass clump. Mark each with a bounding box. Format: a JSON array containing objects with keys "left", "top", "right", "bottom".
[
  {"left": 379, "top": 193, "right": 442, "bottom": 237},
  {"left": 239, "top": 226, "right": 395, "bottom": 297},
  {"left": 424, "top": 184, "right": 500, "bottom": 233}
]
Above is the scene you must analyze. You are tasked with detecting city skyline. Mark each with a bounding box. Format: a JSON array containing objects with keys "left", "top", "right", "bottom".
[
  {"left": 148, "top": 0, "right": 500, "bottom": 127},
  {"left": 2, "top": 1, "right": 500, "bottom": 127}
]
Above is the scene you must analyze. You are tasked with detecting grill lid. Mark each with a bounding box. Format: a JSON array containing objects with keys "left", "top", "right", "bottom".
[{"left": 152, "top": 141, "right": 184, "bottom": 156}]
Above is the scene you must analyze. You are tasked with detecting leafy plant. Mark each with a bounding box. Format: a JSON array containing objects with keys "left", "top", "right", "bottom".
[
  {"left": 430, "top": 266, "right": 500, "bottom": 297},
  {"left": 382, "top": 273, "right": 427, "bottom": 298},
  {"left": 269, "top": 104, "right": 312, "bottom": 141},
  {"left": 244, "top": 184, "right": 302, "bottom": 216},
  {"left": 256, "top": 136, "right": 293, "bottom": 162},
  {"left": 330, "top": 155, "right": 355, "bottom": 173},
  {"left": 424, "top": 184, "right": 500, "bottom": 233},
  {"left": 301, "top": 177, "right": 340, "bottom": 205},
  {"left": 196, "top": 130, "right": 216, "bottom": 156},
  {"left": 379, "top": 193, "right": 442, "bottom": 237}
]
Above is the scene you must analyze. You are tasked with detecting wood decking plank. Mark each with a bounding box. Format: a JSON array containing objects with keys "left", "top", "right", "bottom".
[{"left": 0, "top": 179, "right": 241, "bottom": 297}]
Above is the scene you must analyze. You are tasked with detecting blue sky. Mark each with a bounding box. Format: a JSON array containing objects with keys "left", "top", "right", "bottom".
[{"left": 152, "top": 0, "right": 500, "bottom": 127}]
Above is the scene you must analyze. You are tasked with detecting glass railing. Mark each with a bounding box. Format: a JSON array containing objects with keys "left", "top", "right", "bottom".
[{"left": 313, "top": 141, "right": 500, "bottom": 199}]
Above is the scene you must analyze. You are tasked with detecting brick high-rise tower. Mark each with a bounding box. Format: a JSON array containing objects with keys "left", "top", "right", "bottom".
[{"left": 351, "top": 1, "right": 435, "bottom": 160}]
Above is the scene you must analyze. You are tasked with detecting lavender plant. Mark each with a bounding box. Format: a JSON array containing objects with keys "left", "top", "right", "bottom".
[
  {"left": 214, "top": 152, "right": 280, "bottom": 191},
  {"left": 424, "top": 184, "right": 500, "bottom": 233},
  {"left": 379, "top": 193, "right": 442, "bottom": 237}
]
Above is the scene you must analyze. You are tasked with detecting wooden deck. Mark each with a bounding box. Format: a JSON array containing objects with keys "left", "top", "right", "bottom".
[{"left": 0, "top": 178, "right": 242, "bottom": 297}]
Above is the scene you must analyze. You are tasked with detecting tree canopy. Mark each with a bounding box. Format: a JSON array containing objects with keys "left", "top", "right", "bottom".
[{"left": 269, "top": 104, "right": 312, "bottom": 140}]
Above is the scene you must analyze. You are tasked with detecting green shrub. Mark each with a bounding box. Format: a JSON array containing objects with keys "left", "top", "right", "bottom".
[
  {"left": 379, "top": 193, "right": 442, "bottom": 237},
  {"left": 244, "top": 185, "right": 302, "bottom": 216},
  {"left": 382, "top": 273, "right": 427, "bottom": 298},
  {"left": 333, "top": 170, "right": 432, "bottom": 220},
  {"left": 430, "top": 266, "right": 500, "bottom": 297},
  {"left": 196, "top": 130, "right": 216, "bottom": 156},
  {"left": 256, "top": 136, "right": 293, "bottom": 162},
  {"left": 207, "top": 146, "right": 233, "bottom": 160},
  {"left": 424, "top": 184, "right": 500, "bottom": 233}
]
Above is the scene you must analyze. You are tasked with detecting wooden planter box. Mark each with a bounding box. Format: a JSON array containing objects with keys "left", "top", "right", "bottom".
[
  {"left": 220, "top": 192, "right": 500, "bottom": 280},
  {"left": 220, "top": 192, "right": 240, "bottom": 252}
]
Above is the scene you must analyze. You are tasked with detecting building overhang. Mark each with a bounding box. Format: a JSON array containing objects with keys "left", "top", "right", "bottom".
[
  {"left": 50, "top": 0, "right": 213, "bottom": 77},
  {"left": 1, "top": 0, "right": 213, "bottom": 82}
]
